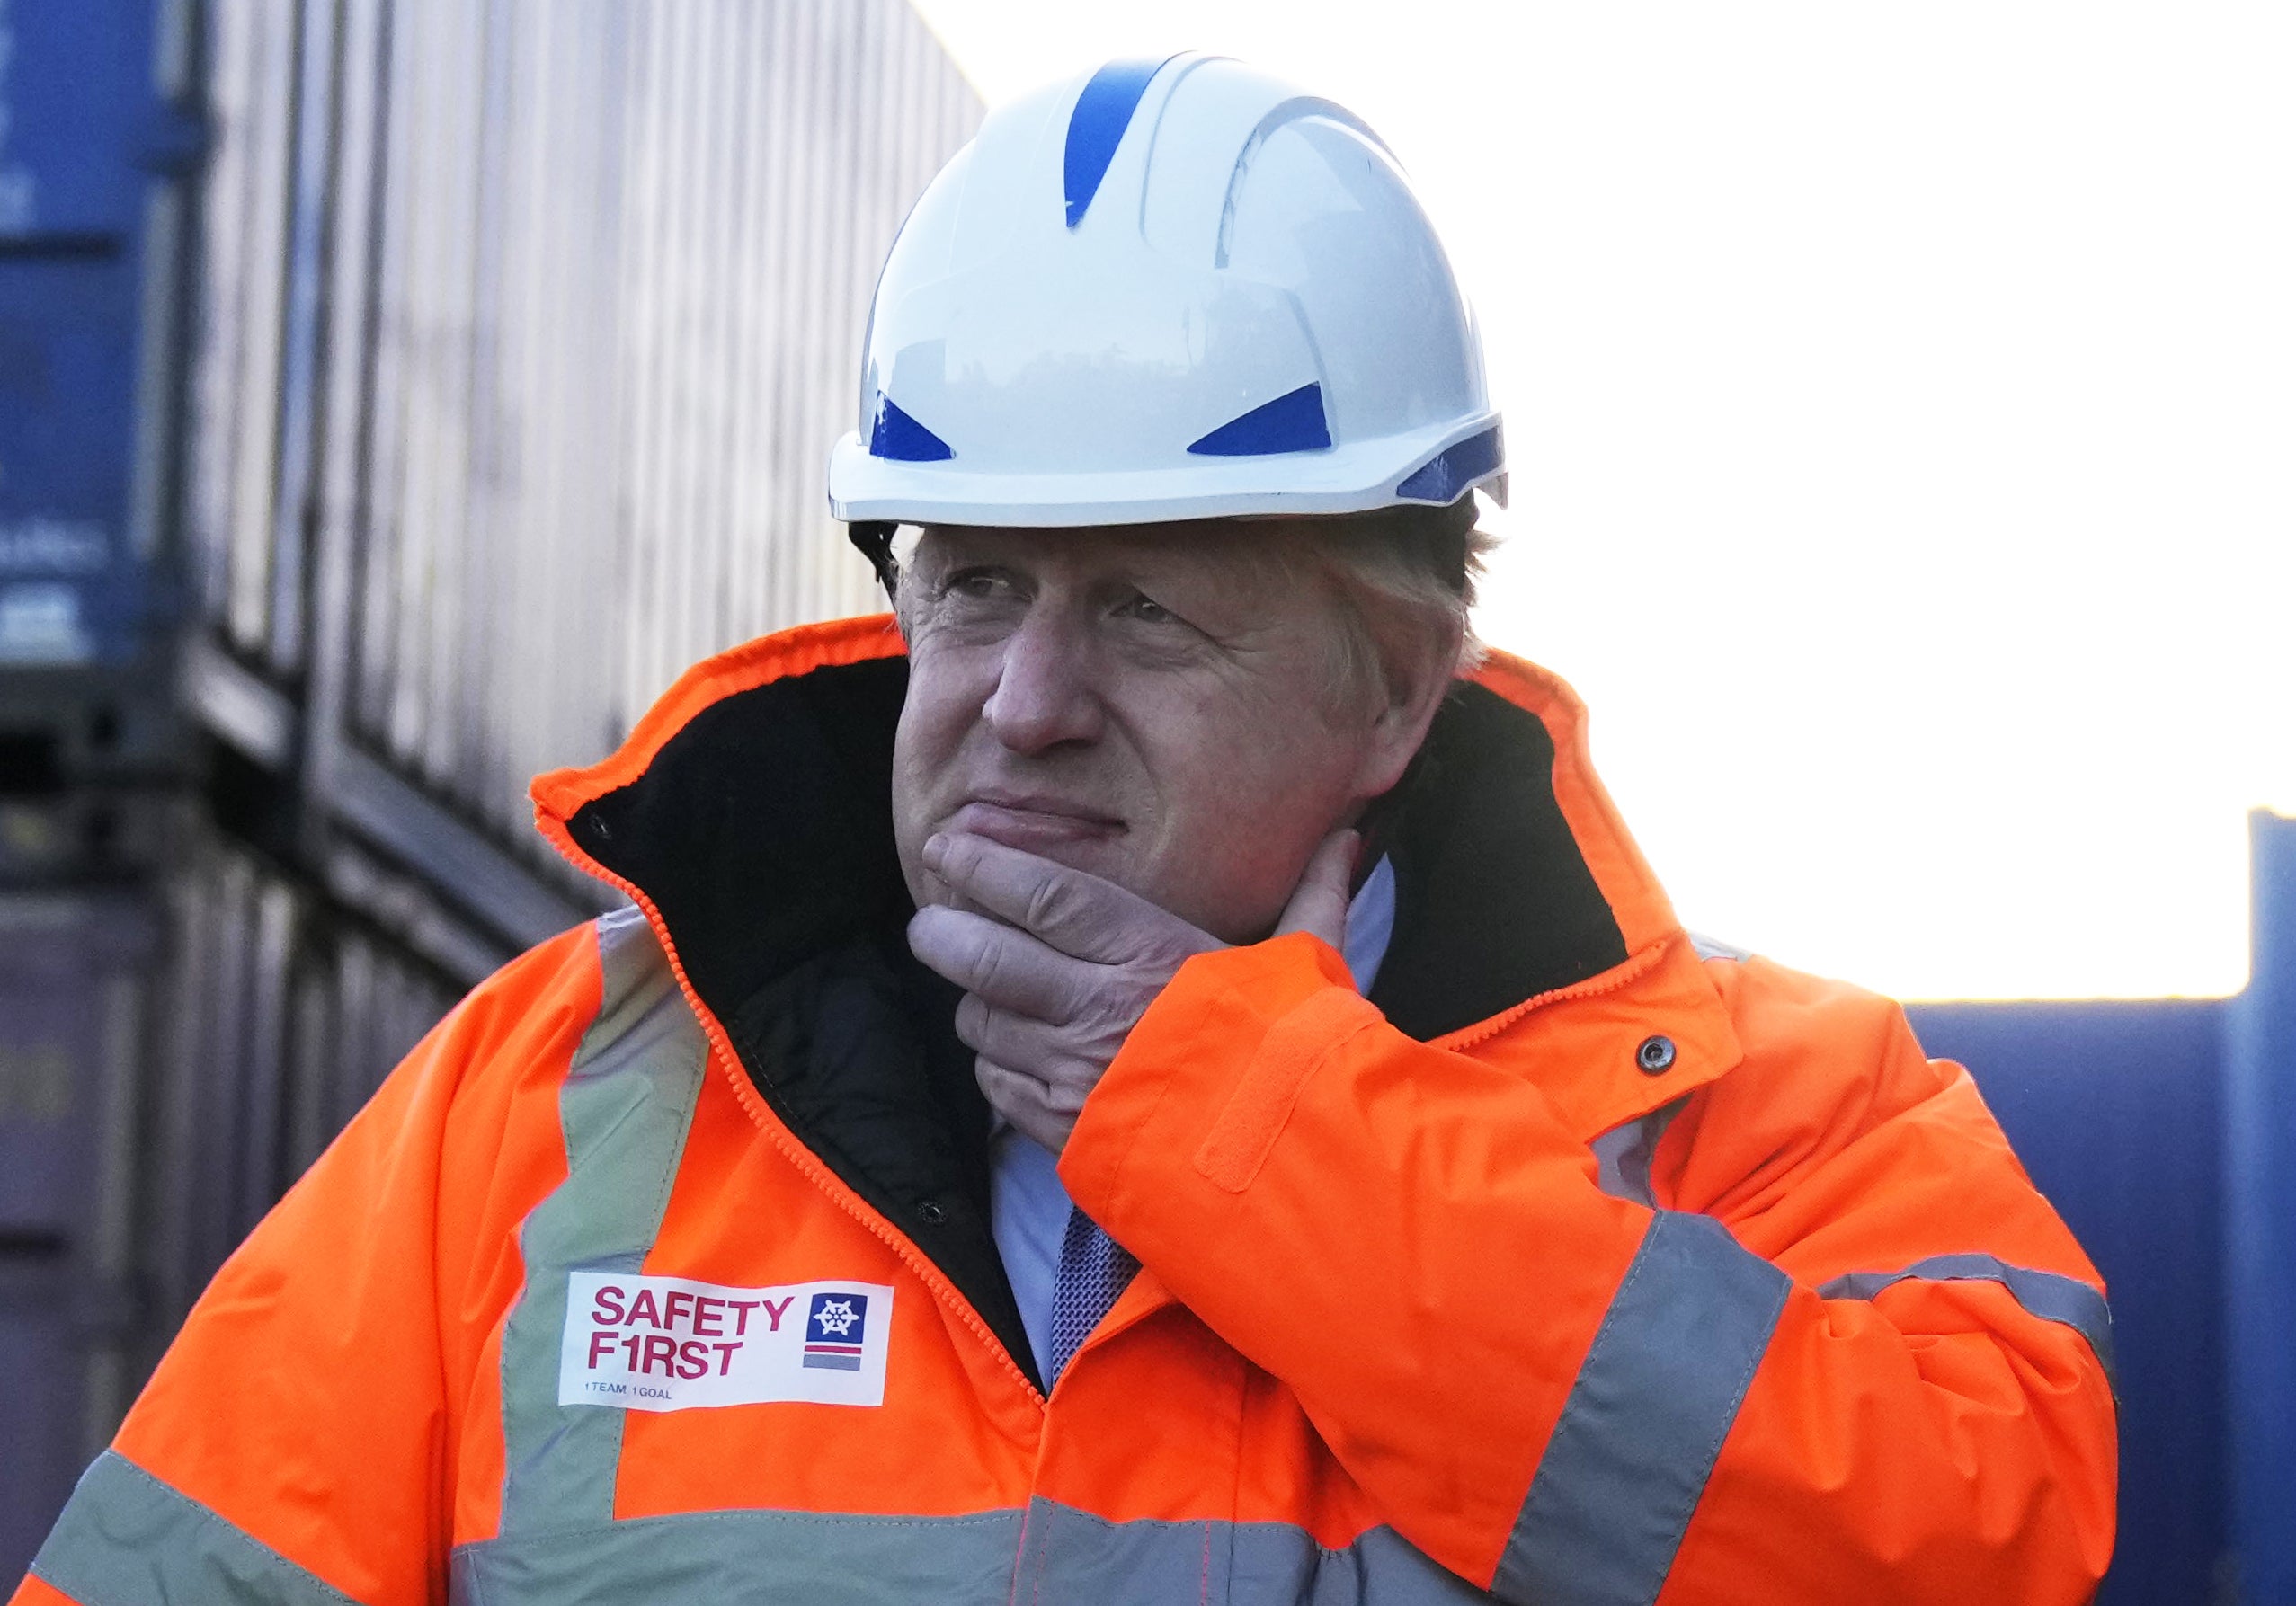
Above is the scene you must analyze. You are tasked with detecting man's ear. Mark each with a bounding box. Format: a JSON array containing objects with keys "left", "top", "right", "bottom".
[{"left": 1353, "top": 623, "right": 1463, "bottom": 801}]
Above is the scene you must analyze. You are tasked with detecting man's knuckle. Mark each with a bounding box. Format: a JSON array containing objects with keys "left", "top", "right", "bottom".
[
  {"left": 969, "top": 934, "right": 1012, "bottom": 998},
  {"left": 1023, "top": 874, "right": 1071, "bottom": 934}
]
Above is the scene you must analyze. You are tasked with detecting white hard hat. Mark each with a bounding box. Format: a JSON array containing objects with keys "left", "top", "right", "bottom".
[{"left": 826, "top": 54, "right": 1504, "bottom": 531}]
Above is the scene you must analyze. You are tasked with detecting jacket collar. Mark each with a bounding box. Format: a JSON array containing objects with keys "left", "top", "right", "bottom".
[{"left": 530, "top": 614, "right": 1740, "bottom": 1149}]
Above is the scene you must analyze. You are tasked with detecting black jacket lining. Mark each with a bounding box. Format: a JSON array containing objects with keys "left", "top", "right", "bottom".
[
  {"left": 569, "top": 659, "right": 1626, "bottom": 1392},
  {"left": 569, "top": 658, "right": 1039, "bottom": 1389},
  {"left": 1367, "top": 683, "right": 1628, "bottom": 1039}
]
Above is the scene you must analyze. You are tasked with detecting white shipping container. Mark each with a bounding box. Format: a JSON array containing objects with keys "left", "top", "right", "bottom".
[{"left": 184, "top": 0, "right": 981, "bottom": 878}]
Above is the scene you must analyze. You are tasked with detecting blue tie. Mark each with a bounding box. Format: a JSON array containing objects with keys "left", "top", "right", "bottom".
[{"left": 1046, "top": 1205, "right": 1139, "bottom": 1387}]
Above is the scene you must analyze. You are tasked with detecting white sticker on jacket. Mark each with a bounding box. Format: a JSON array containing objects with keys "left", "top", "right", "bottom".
[{"left": 558, "top": 1273, "right": 894, "bottom": 1411}]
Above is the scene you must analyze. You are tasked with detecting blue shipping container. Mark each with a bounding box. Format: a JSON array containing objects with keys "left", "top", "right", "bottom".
[{"left": 0, "top": 0, "right": 195, "bottom": 668}]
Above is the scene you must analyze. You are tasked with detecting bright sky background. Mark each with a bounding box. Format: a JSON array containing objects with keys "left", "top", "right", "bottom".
[{"left": 907, "top": 1, "right": 2295, "bottom": 999}]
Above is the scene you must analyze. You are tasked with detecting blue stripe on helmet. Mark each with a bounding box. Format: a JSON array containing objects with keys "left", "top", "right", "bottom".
[
  {"left": 1186, "top": 383, "right": 1332, "bottom": 457},
  {"left": 1064, "top": 57, "right": 1180, "bottom": 229},
  {"left": 868, "top": 395, "right": 954, "bottom": 462},
  {"left": 1395, "top": 424, "right": 1504, "bottom": 503}
]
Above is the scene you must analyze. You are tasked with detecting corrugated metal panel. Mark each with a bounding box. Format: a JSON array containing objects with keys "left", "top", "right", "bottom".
[
  {"left": 184, "top": 0, "right": 298, "bottom": 664},
  {"left": 129, "top": 0, "right": 978, "bottom": 1377},
  {"left": 181, "top": 0, "right": 981, "bottom": 883},
  {"left": 611, "top": 0, "right": 977, "bottom": 714},
  {"left": 0, "top": 895, "right": 150, "bottom": 1256},
  {"left": 0, "top": 0, "right": 198, "bottom": 670},
  {"left": 143, "top": 833, "right": 462, "bottom": 1331},
  {"left": 2225, "top": 810, "right": 2296, "bottom": 1603},
  {"left": 0, "top": 892, "right": 155, "bottom": 1575},
  {"left": 0, "top": 1272, "right": 95, "bottom": 1580},
  {"left": 0, "top": 859, "right": 463, "bottom": 1559}
]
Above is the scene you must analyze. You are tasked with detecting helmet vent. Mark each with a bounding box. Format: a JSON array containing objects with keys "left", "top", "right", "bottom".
[
  {"left": 1064, "top": 57, "right": 1179, "bottom": 228},
  {"left": 1395, "top": 424, "right": 1504, "bottom": 503},
  {"left": 869, "top": 395, "right": 955, "bottom": 462},
  {"left": 1186, "top": 382, "right": 1332, "bottom": 457}
]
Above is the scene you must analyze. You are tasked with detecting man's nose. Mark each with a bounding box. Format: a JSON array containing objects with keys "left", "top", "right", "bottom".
[{"left": 982, "top": 612, "right": 1103, "bottom": 754}]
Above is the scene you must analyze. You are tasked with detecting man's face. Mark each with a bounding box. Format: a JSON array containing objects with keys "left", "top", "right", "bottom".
[{"left": 892, "top": 523, "right": 1433, "bottom": 943}]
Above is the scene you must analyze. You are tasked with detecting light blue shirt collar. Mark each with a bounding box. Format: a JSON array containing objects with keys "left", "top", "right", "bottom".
[{"left": 989, "top": 856, "right": 1397, "bottom": 1380}]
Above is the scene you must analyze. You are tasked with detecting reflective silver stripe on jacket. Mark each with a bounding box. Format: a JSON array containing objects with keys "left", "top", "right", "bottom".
[
  {"left": 1820, "top": 1252, "right": 2118, "bottom": 1389},
  {"left": 32, "top": 1450, "right": 366, "bottom": 1606},
  {"left": 1588, "top": 1100, "right": 1686, "bottom": 1209},
  {"left": 1492, "top": 1210, "right": 1792, "bottom": 1606},
  {"left": 495, "top": 907, "right": 709, "bottom": 1534},
  {"left": 450, "top": 1498, "right": 1490, "bottom": 1604}
]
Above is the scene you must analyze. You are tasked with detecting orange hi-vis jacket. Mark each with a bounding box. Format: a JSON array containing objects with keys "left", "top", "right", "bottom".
[{"left": 19, "top": 617, "right": 2117, "bottom": 1605}]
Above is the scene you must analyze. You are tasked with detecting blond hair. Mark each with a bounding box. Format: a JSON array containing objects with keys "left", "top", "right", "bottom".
[{"left": 1247, "top": 498, "right": 1497, "bottom": 719}]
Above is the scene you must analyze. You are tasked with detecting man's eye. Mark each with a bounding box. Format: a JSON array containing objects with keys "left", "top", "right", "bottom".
[
  {"left": 1117, "top": 593, "right": 1175, "bottom": 625},
  {"left": 944, "top": 569, "right": 1007, "bottom": 599}
]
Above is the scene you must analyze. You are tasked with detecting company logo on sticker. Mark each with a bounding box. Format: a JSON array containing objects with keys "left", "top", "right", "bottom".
[
  {"left": 559, "top": 1273, "right": 894, "bottom": 1412},
  {"left": 802, "top": 1291, "right": 869, "bottom": 1371}
]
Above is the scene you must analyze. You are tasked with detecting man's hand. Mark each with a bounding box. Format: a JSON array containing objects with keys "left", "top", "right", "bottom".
[{"left": 907, "top": 829, "right": 1358, "bottom": 1153}]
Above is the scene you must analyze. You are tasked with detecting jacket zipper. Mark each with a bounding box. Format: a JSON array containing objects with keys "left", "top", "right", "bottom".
[
  {"left": 1434, "top": 931, "right": 1672, "bottom": 1055},
  {"left": 540, "top": 816, "right": 1046, "bottom": 1406}
]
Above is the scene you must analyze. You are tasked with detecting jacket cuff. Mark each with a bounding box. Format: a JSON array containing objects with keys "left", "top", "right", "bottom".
[{"left": 1061, "top": 932, "right": 1366, "bottom": 1227}]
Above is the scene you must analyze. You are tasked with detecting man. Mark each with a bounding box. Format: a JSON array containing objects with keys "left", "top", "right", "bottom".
[{"left": 19, "top": 56, "right": 2114, "bottom": 1605}]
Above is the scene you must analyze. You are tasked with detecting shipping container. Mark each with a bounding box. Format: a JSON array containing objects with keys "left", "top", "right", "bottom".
[
  {"left": 140, "top": 830, "right": 463, "bottom": 1335},
  {"left": 0, "top": 1267, "right": 101, "bottom": 1581},
  {"left": 0, "top": 0, "right": 201, "bottom": 918},
  {"left": 0, "top": 842, "right": 466, "bottom": 1567},
  {"left": 0, "top": 0, "right": 200, "bottom": 677},
  {"left": 143, "top": 0, "right": 982, "bottom": 1287},
  {"left": 180, "top": 0, "right": 983, "bottom": 947},
  {"left": 0, "top": 892, "right": 155, "bottom": 1578},
  {"left": 4, "top": 3, "right": 982, "bottom": 1557}
]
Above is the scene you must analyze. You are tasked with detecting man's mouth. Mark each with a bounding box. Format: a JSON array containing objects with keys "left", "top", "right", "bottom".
[{"left": 948, "top": 794, "right": 1126, "bottom": 852}]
